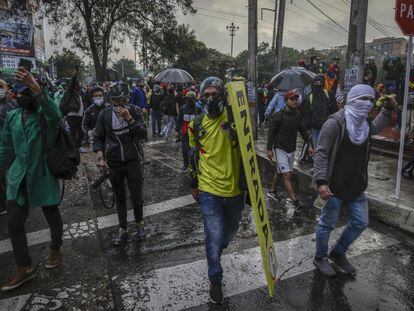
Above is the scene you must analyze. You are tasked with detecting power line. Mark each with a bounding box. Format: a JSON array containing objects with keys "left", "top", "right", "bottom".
[
  {"left": 304, "top": 0, "right": 348, "bottom": 32},
  {"left": 195, "top": 11, "right": 330, "bottom": 47},
  {"left": 285, "top": 7, "right": 347, "bottom": 37},
  {"left": 318, "top": 0, "right": 348, "bottom": 15}
]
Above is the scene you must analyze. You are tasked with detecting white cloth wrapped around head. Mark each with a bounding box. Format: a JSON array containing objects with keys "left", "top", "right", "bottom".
[{"left": 344, "top": 84, "right": 375, "bottom": 145}]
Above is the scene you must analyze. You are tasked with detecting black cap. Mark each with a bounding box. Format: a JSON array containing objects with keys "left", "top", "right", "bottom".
[{"left": 109, "top": 81, "right": 129, "bottom": 99}]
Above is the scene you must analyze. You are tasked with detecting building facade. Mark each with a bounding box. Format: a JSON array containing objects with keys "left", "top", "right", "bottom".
[{"left": 367, "top": 37, "right": 408, "bottom": 56}]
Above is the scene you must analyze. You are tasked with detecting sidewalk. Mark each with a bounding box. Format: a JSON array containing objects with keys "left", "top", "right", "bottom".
[{"left": 255, "top": 128, "right": 414, "bottom": 234}]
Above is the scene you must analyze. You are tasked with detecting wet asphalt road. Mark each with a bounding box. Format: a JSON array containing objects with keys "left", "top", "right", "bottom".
[{"left": 0, "top": 137, "right": 413, "bottom": 310}]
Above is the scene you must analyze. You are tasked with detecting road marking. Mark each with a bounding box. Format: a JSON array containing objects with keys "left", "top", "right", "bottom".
[
  {"left": 118, "top": 228, "right": 397, "bottom": 311},
  {"left": 0, "top": 195, "right": 194, "bottom": 255}
]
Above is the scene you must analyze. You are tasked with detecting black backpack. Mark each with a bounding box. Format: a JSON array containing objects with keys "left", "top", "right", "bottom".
[{"left": 40, "top": 114, "right": 80, "bottom": 179}]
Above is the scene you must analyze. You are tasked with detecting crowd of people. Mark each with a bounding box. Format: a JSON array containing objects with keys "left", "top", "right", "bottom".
[{"left": 0, "top": 53, "right": 412, "bottom": 305}]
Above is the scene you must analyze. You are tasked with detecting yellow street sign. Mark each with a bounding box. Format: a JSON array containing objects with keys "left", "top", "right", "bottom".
[{"left": 226, "top": 81, "right": 278, "bottom": 297}]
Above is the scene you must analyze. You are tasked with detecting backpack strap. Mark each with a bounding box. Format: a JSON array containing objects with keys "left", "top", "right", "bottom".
[{"left": 39, "top": 112, "right": 48, "bottom": 176}]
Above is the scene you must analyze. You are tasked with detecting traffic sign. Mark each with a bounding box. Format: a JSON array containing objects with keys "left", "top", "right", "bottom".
[{"left": 395, "top": 0, "right": 414, "bottom": 36}]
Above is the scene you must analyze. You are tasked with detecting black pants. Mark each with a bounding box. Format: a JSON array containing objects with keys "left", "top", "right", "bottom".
[
  {"left": 181, "top": 134, "right": 190, "bottom": 167},
  {"left": 109, "top": 160, "right": 144, "bottom": 229},
  {"left": 66, "top": 116, "right": 84, "bottom": 148},
  {"left": 7, "top": 199, "right": 63, "bottom": 267}
]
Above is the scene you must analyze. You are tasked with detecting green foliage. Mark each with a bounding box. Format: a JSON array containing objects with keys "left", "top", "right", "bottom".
[
  {"left": 42, "top": 0, "right": 195, "bottom": 81},
  {"left": 112, "top": 58, "right": 140, "bottom": 78},
  {"left": 154, "top": 24, "right": 232, "bottom": 81},
  {"left": 50, "top": 48, "right": 85, "bottom": 79}
]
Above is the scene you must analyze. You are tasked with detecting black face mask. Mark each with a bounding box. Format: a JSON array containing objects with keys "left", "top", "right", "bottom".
[
  {"left": 312, "top": 84, "right": 324, "bottom": 93},
  {"left": 201, "top": 96, "right": 225, "bottom": 119},
  {"left": 17, "top": 94, "right": 39, "bottom": 112}
]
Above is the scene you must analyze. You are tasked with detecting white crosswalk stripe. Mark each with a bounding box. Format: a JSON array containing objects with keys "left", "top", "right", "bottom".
[{"left": 117, "top": 228, "right": 397, "bottom": 311}]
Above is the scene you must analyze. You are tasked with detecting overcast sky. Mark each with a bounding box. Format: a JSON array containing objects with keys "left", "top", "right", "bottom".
[{"left": 44, "top": 0, "right": 402, "bottom": 64}]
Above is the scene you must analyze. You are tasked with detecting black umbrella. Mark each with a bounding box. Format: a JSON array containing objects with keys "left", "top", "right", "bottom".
[
  {"left": 154, "top": 68, "right": 195, "bottom": 84},
  {"left": 269, "top": 67, "right": 316, "bottom": 90}
]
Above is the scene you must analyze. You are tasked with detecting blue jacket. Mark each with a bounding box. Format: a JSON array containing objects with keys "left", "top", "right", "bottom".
[
  {"left": 130, "top": 87, "right": 147, "bottom": 109},
  {"left": 265, "top": 91, "right": 286, "bottom": 118}
]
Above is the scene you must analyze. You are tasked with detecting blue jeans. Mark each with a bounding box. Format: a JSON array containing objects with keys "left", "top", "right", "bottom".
[
  {"left": 161, "top": 116, "right": 176, "bottom": 141},
  {"left": 311, "top": 128, "right": 321, "bottom": 150},
  {"left": 316, "top": 192, "right": 369, "bottom": 258},
  {"left": 151, "top": 111, "right": 161, "bottom": 134},
  {"left": 199, "top": 191, "right": 244, "bottom": 282}
]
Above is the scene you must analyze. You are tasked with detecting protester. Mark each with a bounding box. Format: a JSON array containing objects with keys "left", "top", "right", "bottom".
[
  {"left": 313, "top": 84, "right": 395, "bottom": 277},
  {"left": 60, "top": 70, "right": 87, "bottom": 153},
  {"left": 53, "top": 84, "right": 65, "bottom": 106},
  {"left": 364, "top": 56, "right": 377, "bottom": 87},
  {"left": 82, "top": 86, "right": 107, "bottom": 146},
  {"left": 188, "top": 77, "right": 245, "bottom": 304},
  {"left": 130, "top": 82, "right": 148, "bottom": 124},
  {"left": 264, "top": 89, "right": 287, "bottom": 119},
  {"left": 149, "top": 84, "right": 164, "bottom": 137},
  {"left": 160, "top": 85, "right": 178, "bottom": 141},
  {"left": 93, "top": 82, "right": 147, "bottom": 245},
  {"left": 0, "top": 68, "right": 64, "bottom": 291},
  {"left": 306, "top": 56, "right": 320, "bottom": 74},
  {"left": 176, "top": 91, "right": 200, "bottom": 171},
  {"left": 0, "top": 79, "right": 17, "bottom": 216},
  {"left": 304, "top": 75, "right": 337, "bottom": 149},
  {"left": 266, "top": 89, "right": 313, "bottom": 209}
]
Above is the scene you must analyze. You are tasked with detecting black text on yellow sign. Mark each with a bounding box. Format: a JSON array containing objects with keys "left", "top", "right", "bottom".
[{"left": 226, "top": 81, "right": 278, "bottom": 297}]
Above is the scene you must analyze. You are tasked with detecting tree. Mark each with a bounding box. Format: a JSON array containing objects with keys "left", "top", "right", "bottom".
[
  {"left": 112, "top": 58, "right": 140, "bottom": 78},
  {"left": 43, "top": 0, "right": 195, "bottom": 81},
  {"left": 50, "top": 48, "right": 85, "bottom": 79}
]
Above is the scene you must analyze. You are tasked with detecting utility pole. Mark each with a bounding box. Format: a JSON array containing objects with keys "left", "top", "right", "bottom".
[
  {"left": 121, "top": 56, "right": 125, "bottom": 78},
  {"left": 272, "top": 0, "right": 278, "bottom": 50},
  {"left": 260, "top": 4, "right": 277, "bottom": 50},
  {"left": 274, "top": 0, "right": 286, "bottom": 73},
  {"left": 248, "top": 0, "right": 258, "bottom": 139},
  {"left": 226, "top": 22, "right": 239, "bottom": 59},
  {"left": 346, "top": 0, "right": 368, "bottom": 84},
  {"left": 133, "top": 40, "right": 138, "bottom": 67}
]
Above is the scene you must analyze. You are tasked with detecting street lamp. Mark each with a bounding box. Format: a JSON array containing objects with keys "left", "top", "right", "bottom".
[{"left": 226, "top": 22, "right": 239, "bottom": 59}]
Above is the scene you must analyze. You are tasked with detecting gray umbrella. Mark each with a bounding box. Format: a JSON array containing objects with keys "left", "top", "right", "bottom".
[
  {"left": 269, "top": 67, "right": 316, "bottom": 90},
  {"left": 154, "top": 68, "right": 195, "bottom": 84}
]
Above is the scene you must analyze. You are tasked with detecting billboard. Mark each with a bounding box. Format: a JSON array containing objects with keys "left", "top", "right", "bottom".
[{"left": 0, "top": 0, "right": 34, "bottom": 57}]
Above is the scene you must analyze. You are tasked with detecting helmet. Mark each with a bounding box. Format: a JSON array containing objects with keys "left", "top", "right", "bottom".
[
  {"left": 200, "top": 77, "right": 226, "bottom": 118},
  {"left": 109, "top": 81, "right": 129, "bottom": 99}
]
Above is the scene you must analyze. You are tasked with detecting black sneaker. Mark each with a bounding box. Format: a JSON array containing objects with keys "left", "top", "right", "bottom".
[
  {"left": 293, "top": 199, "right": 303, "bottom": 211},
  {"left": 313, "top": 257, "right": 336, "bottom": 277},
  {"left": 209, "top": 281, "right": 224, "bottom": 304},
  {"left": 134, "top": 222, "right": 146, "bottom": 240},
  {"left": 113, "top": 228, "right": 128, "bottom": 246},
  {"left": 267, "top": 190, "right": 281, "bottom": 201},
  {"left": 0, "top": 207, "right": 6, "bottom": 216},
  {"left": 181, "top": 165, "right": 188, "bottom": 171},
  {"left": 329, "top": 250, "right": 356, "bottom": 275}
]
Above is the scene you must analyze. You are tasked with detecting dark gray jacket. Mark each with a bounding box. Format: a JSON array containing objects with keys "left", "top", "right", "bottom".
[
  {"left": 313, "top": 108, "right": 391, "bottom": 186},
  {"left": 93, "top": 105, "right": 147, "bottom": 164}
]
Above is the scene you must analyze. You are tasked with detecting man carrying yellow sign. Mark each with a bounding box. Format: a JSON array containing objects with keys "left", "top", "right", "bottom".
[{"left": 189, "top": 77, "right": 277, "bottom": 304}]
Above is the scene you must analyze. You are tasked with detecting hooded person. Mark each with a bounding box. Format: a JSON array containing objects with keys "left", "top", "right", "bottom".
[
  {"left": 188, "top": 77, "right": 245, "bottom": 305},
  {"left": 176, "top": 91, "right": 201, "bottom": 170},
  {"left": 304, "top": 75, "right": 337, "bottom": 149},
  {"left": 313, "top": 84, "right": 396, "bottom": 277},
  {"left": 149, "top": 84, "right": 164, "bottom": 136},
  {"left": 82, "top": 86, "right": 108, "bottom": 144}
]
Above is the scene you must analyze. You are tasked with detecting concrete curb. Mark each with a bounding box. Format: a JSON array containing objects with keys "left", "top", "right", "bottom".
[{"left": 256, "top": 149, "right": 414, "bottom": 234}]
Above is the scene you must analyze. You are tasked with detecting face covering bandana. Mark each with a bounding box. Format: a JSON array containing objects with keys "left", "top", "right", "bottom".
[
  {"left": 344, "top": 84, "right": 375, "bottom": 145},
  {"left": 94, "top": 98, "right": 104, "bottom": 106},
  {"left": 17, "top": 95, "right": 39, "bottom": 112},
  {"left": 0, "top": 89, "right": 6, "bottom": 99}
]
